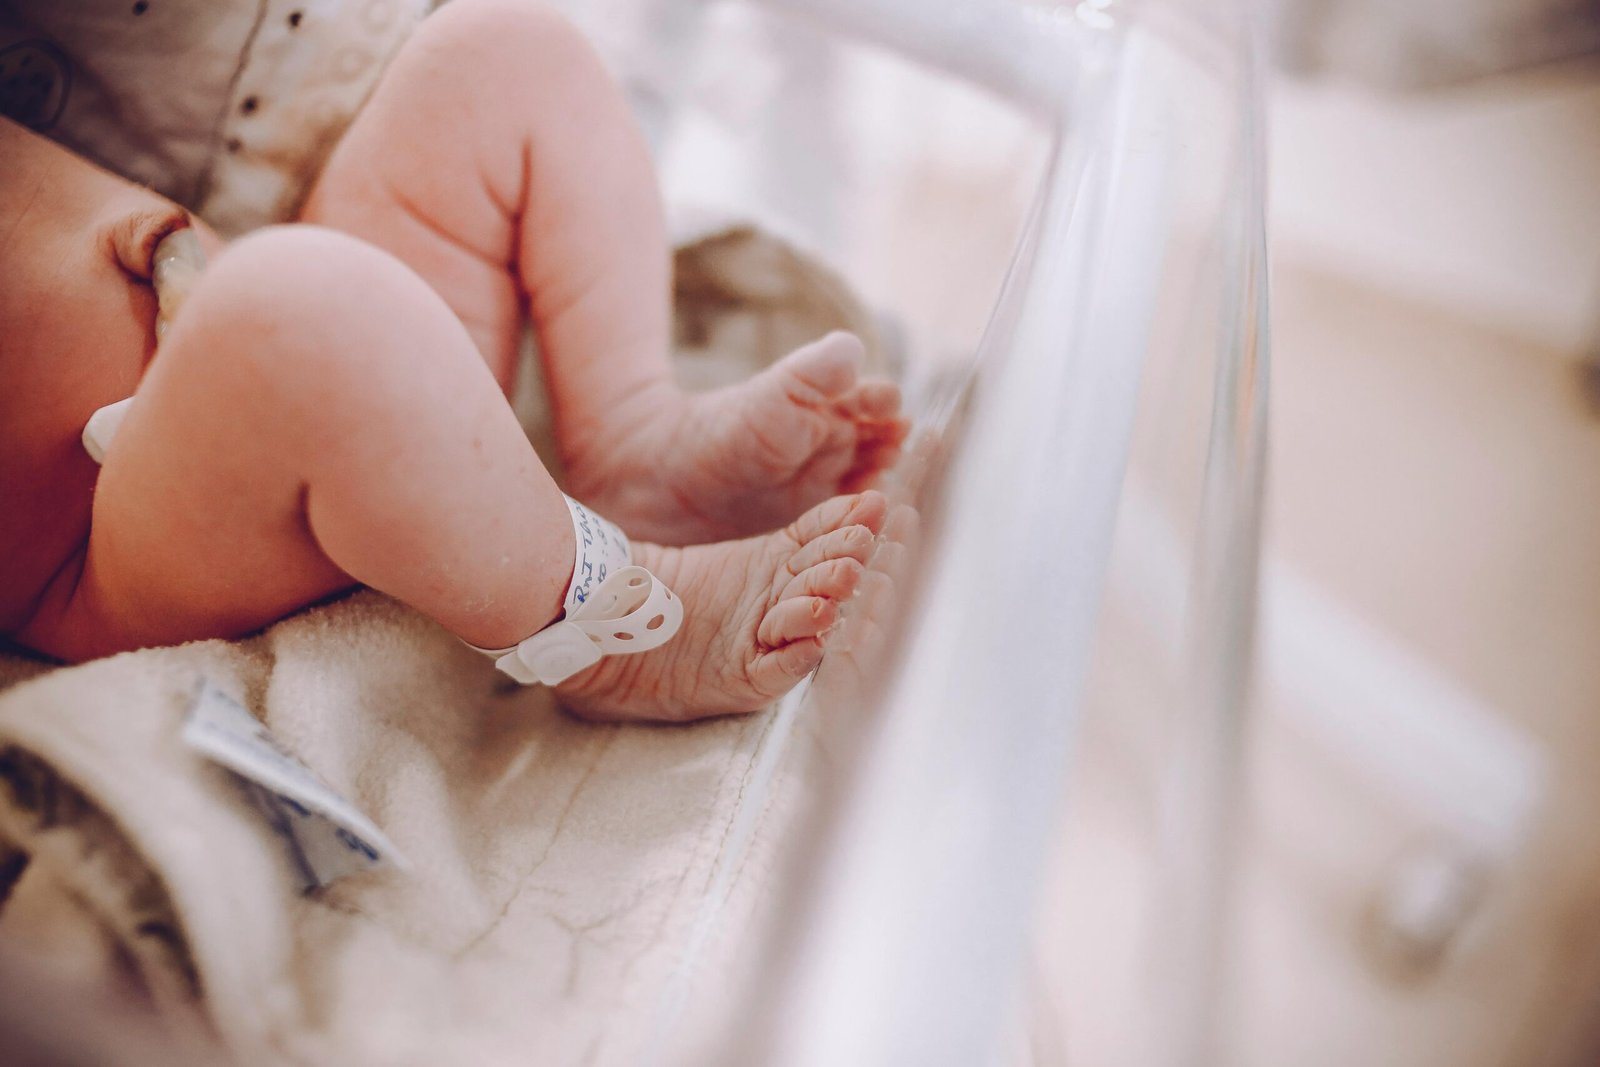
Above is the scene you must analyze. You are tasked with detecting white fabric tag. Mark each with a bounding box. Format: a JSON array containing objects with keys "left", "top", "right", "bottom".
[
  {"left": 563, "top": 494, "right": 632, "bottom": 613},
  {"left": 180, "top": 679, "right": 407, "bottom": 890}
]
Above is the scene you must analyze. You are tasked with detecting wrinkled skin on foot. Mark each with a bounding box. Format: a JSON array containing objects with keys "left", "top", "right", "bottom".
[
  {"left": 555, "top": 490, "right": 889, "bottom": 721},
  {"left": 565, "top": 332, "right": 909, "bottom": 545}
]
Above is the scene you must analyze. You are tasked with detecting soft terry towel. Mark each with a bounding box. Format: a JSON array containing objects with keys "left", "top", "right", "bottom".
[
  {"left": 0, "top": 223, "right": 880, "bottom": 1065},
  {"left": 1, "top": 595, "right": 792, "bottom": 1064}
]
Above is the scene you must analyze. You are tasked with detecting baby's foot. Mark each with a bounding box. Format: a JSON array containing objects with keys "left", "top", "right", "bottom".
[
  {"left": 567, "top": 332, "right": 908, "bottom": 545},
  {"left": 555, "top": 491, "right": 889, "bottom": 722}
]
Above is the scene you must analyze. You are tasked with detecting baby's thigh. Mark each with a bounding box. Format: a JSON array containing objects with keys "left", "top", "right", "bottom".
[
  {"left": 301, "top": 0, "right": 628, "bottom": 388},
  {"left": 300, "top": 3, "right": 546, "bottom": 382},
  {"left": 21, "top": 229, "right": 400, "bottom": 660}
]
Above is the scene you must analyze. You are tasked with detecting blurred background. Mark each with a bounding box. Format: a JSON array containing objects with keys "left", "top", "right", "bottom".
[
  {"left": 1260, "top": 3, "right": 1600, "bottom": 1062},
  {"left": 1037, "top": 2, "right": 1600, "bottom": 1064}
]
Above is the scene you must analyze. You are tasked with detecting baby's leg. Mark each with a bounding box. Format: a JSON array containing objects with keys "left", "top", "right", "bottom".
[
  {"left": 301, "top": 0, "right": 907, "bottom": 544},
  {"left": 21, "top": 228, "right": 883, "bottom": 719},
  {"left": 26, "top": 226, "right": 572, "bottom": 660}
]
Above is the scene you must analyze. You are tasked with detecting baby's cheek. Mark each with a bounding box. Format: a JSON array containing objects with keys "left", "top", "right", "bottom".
[
  {"left": 115, "top": 278, "right": 162, "bottom": 375},
  {"left": 54, "top": 273, "right": 162, "bottom": 405},
  {"left": 0, "top": 288, "right": 151, "bottom": 478}
]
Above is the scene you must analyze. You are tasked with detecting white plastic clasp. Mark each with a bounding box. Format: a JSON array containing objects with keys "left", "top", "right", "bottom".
[
  {"left": 83, "top": 396, "right": 135, "bottom": 464},
  {"left": 487, "top": 565, "right": 683, "bottom": 686}
]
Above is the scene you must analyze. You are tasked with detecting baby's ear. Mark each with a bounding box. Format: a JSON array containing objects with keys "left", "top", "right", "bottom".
[{"left": 0, "top": 40, "right": 71, "bottom": 132}]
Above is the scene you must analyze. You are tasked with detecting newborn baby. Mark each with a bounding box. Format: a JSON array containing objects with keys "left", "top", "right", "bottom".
[{"left": 0, "top": 0, "right": 907, "bottom": 721}]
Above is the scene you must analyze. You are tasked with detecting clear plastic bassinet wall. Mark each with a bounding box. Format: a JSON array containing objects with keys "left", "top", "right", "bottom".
[{"left": 557, "top": 1, "right": 1268, "bottom": 1064}]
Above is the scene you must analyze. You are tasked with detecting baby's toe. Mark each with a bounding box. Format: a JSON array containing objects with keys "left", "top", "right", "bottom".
[
  {"left": 787, "top": 490, "right": 889, "bottom": 545},
  {"left": 841, "top": 380, "right": 903, "bottom": 420},
  {"left": 758, "top": 596, "right": 841, "bottom": 647},
  {"left": 842, "top": 442, "right": 905, "bottom": 490},
  {"left": 777, "top": 331, "right": 865, "bottom": 403},
  {"left": 873, "top": 414, "right": 913, "bottom": 446},
  {"left": 783, "top": 523, "right": 878, "bottom": 582},
  {"left": 779, "top": 556, "right": 865, "bottom": 603}
]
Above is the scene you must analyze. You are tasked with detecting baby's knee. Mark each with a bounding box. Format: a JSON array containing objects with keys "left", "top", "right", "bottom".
[
  {"left": 204, "top": 223, "right": 415, "bottom": 314},
  {"left": 171, "top": 225, "right": 462, "bottom": 407}
]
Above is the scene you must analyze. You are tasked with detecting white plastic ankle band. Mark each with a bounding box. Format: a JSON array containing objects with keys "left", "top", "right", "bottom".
[
  {"left": 562, "top": 496, "right": 631, "bottom": 613},
  {"left": 485, "top": 565, "right": 683, "bottom": 686},
  {"left": 475, "top": 495, "right": 683, "bottom": 686}
]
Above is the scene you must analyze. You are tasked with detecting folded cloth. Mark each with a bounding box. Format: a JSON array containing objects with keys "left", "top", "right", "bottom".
[
  {"left": 0, "top": 593, "right": 813, "bottom": 1063},
  {"left": 0, "top": 221, "right": 875, "bottom": 1065}
]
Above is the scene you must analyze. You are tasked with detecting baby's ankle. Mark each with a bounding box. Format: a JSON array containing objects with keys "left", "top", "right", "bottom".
[{"left": 558, "top": 376, "right": 686, "bottom": 474}]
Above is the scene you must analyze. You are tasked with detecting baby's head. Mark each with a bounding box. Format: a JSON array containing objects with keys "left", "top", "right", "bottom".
[{"left": 0, "top": 118, "right": 220, "bottom": 401}]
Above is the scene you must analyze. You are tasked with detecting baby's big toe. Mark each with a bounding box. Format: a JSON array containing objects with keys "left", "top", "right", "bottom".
[{"left": 777, "top": 331, "right": 866, "bottom": 403}]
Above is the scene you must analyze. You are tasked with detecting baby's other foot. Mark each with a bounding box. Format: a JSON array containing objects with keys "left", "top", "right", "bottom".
[
  {"left": 569, "top": 332, "right": 908, "bottom": 544},
  {"left": 555, "top": 491, "right": 889, "bottom": 721}
]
